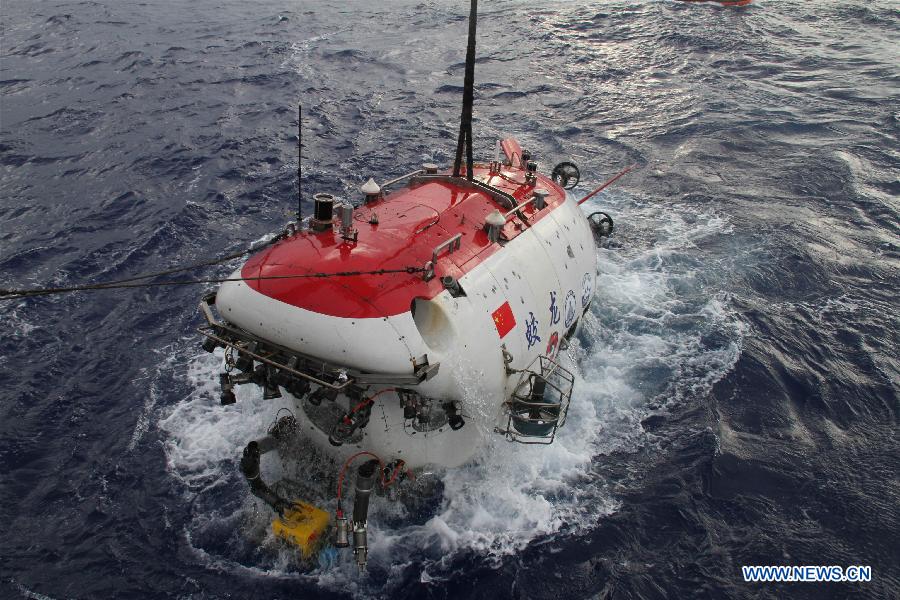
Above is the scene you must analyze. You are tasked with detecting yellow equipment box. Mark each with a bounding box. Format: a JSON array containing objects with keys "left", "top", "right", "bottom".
[{"left": 272, "top": 501, "right": 330, "bottom": 559}]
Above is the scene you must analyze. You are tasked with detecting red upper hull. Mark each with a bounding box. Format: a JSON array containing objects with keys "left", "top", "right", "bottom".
[{"left": 241, "top": 164, "right": 567, "bottom": 318}]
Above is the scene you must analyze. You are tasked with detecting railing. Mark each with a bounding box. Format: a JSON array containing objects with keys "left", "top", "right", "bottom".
[
  {"left": 408, "top": 174, "right": 518, "bottom": 210},
  {"left": 198, "top": 295, "right": 439, "bottom": 389},
  {"left": 380, "top": 169, "right": 424, "bottom": 191}
]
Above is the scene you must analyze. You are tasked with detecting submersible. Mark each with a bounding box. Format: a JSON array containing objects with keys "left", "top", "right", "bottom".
[{"left": 196, "top": 0, "right": 623, "bottom": 568}]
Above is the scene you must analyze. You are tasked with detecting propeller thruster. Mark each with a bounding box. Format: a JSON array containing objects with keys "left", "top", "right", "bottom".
[{"left": 551, "top": 161, "right": 580, "bottom": 190}]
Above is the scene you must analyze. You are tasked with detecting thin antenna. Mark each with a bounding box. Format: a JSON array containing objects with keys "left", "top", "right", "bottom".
[{"left": 297, "top": 104, "right": 303, "bottom": 223}]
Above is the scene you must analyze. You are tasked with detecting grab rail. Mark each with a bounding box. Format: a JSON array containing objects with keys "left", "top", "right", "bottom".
[{"left": 198, "top": 295, "right": 439, "bottom": 388}]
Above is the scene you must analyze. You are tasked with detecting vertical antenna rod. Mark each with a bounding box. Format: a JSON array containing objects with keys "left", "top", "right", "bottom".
[
  {"left": 297, "top": 104, "right": 303, "bottom": 223},
  {"left": 453, "top": 0, "right": 478, "bottom": 181}
]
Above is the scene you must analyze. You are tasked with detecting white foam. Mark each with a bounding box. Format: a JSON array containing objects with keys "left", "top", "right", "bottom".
[
  {"left": 158, "top": 348, "right": 297, "bottom": 489},
  {"left": 2, "top": 302, "right": 40, "bottom": 340},
  {"left": 12, "top": 581, "right": 61, "bottom": 600}
]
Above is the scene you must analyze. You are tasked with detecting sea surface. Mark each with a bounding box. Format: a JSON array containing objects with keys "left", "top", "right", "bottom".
[{"left": 1, "top": 1, "right": 898, "bottom": 598}]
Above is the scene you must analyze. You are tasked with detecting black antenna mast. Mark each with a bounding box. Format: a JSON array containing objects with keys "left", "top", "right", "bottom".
[
  {"left": 452, "top": 0, "right": 477, "bottom": 181},
  {"left": 297, "top": 104, "right": 303, "bottom": 224}
]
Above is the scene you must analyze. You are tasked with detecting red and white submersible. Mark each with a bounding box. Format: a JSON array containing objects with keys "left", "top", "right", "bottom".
[{"left": 196, "top": 1, "right": 620, "bottom": 569}]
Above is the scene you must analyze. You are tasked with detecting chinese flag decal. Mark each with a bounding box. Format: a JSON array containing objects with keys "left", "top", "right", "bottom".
[{"left": 492, "top": 301, "right": 516, "bottom": 338}]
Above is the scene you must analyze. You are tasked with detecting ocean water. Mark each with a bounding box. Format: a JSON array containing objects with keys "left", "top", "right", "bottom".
[{"left": 1, "top": 1, "right": 898, "bottom": 599}]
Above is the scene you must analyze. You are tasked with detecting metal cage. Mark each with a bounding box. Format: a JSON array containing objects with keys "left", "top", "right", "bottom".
[{"left": 496, "top": 355, "right": 575, "bottom": 444}]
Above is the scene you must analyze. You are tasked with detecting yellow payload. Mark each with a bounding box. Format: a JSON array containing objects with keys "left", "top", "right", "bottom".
[{"left": 272, "top": 501, "right": 330, "bottom": 559}]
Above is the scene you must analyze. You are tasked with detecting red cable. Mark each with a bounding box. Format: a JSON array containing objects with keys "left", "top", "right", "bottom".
[
  {"left": 345, "top": 387, "right": 396, "bottom": 421},
  {"left": 335, "top": 451, "right": 409, "bottom": 513},
  {"left": 576, "top": 164, "right": 637, "bottom": 206}
]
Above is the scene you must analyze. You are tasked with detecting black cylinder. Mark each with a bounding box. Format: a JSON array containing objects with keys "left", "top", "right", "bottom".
[
  {"left": 220, "top": 389, "right": 236, "bottom": 406},
  {"left": 352, "top": 460, "right": 379, "bottom": 525},
  {"left": 240, "top": 441, "right": 261, "bottom": 480},
  {"left": 313, "top": 193, "right": 334, "bottom": 222},
  {"left": 530, "top": 376, "right": 547, "bottom": 402},
  {"left": 528, "top": 376, "right": 548, "bottom": 419},
  {"left": 441, "top": 275, "right": 462, "bottom": 296}
]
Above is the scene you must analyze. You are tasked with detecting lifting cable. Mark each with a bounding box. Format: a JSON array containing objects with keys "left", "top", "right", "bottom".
[
  {"left": 452, "top": 0, "right": 478, "bottom": 181},
  {"left": 0, "top": 231, "right": 291, "bottom": 301},
  {"left": 0, "top": 265, "right": 427, "bottom": 300}
]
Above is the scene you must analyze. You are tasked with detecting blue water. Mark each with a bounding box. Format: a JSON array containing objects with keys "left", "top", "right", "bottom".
[{"left": 2, "top": 1, "right": 898, "bottom": 598}]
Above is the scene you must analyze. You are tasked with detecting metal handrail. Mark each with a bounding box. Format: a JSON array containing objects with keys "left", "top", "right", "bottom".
[
  {"left": 198, "top": 297, "right": 438, "bottom": 388},
  {"left": 381, "top": 169, "right": 424, "bottom": 190},
  {"left": 431, "top": 233, "right": 462, "bottom": 264},
  {"left": 409, "top": 174, "right": 518, "bottom": 210},
  {"left": 502, "top": 196, "right": 537, "bottom": 221}
]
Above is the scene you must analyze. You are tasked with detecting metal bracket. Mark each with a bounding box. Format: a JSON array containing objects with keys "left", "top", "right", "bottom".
[
  {"left": 432, "top": 233, "right": 462, "bottom": 264},
  {"left": 495, "top": 355, "right": 575, "bottom": 445},
  {"left": 501, "top": 343, "right": 516, "bottom": 375}
]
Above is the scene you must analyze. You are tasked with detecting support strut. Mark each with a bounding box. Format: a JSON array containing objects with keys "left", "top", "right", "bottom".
[
  {"left": 238, "top": 415, "right": 299, "bottom": 515},
  {"left": 240, "top": 438, "right": 290, "bottom": 514},
  {"left": 351, "top": 460, "right": 379, "bottom": 570}
]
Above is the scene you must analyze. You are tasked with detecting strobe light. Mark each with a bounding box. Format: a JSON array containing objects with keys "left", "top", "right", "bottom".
[
  {"left": 234, "top": 354, "right": 253, "bottom": 373},
  {"left": 285, "top": 378, "right": 311, "bottom": 399},
  {"left": 273, "top": 358, "right": 311, "bottom": 399},
  {"left": 259, "top": 365, "right": 282, "bottom": 400},
  {"left": 202, "top": 335, "right": 219, "bottom": 353},
  {"left": 525, "top": 161, "right": 538, "bottom": 185},
  {"left": 234, "top": 342, "right": 257, "bottom": 373}
]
